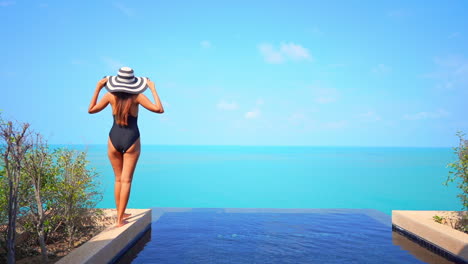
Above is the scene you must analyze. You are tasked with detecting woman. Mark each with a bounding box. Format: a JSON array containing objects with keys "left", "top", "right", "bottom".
[{"left": 88, "top": 67, "right": 164, "bottom": 227}]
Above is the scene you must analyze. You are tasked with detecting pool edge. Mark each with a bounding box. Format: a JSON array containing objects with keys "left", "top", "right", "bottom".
[
  {"left": 392, "top": 210, "right": 468, "bottom": 264},
  {"left": 56, "top": 208, "right": 151, "bottom": 264}
]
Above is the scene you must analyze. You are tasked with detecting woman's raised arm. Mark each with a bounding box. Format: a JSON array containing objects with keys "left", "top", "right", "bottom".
[
  {"left": 137, "top": 79, "right": 164, "bottom": 113},
  {"left": 88, "top": 78, "right": 111, "bottom": 114}
]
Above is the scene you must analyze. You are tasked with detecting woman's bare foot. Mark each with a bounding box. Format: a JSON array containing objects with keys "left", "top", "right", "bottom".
[
  {"left": 123, "top": 213, "right": 132, "bottom": 219},
  {"left": 113, "top": 209, "right": 132, "bottom": 219},
  {"left": 115, "top": 219, "right": 128, "bottom": 228}
]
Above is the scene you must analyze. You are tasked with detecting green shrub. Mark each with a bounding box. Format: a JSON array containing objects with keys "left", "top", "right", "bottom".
[
  {"left": 53, "top": 148, "right": 102, "bottom": 248},
  {"left": 445, "top": 131, "right": 468, "bottom": 233},
  {"left": 446, "top": 131, "right": 468, "bottom": 210},
  {"left": 0, "top": 112, "right": 103, "bottom": 261}
]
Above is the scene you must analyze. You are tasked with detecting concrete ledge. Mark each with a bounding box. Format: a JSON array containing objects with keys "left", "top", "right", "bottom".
[
  {"left": 392, "top": 210, "right": 468, "bottom": 262},
  {"left": 57, "top": 208, "right": 151, "bottom": 264}
]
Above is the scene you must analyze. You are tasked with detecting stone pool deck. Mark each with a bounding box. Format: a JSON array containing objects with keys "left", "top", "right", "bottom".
[
  {"left": 392, "top": 210, "right": 468, "bottom": 263},
  {"left": 57, "top": 208, "right": 151, "bottom": 264}
]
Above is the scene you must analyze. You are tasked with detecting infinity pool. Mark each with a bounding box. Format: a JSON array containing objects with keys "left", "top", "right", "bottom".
[{"left": 115, "top": 208, "right": 457, "bottom": 264}]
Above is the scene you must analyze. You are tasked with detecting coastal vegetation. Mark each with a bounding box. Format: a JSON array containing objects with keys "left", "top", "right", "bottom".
[
  {"left": 446, "top": 131, "right": 468, "bottom": 212},
  {"left": 0, "top": 114, "right": 104, "bottom": 263},
  {"left": 435, "top": 131, "right": 468, "bottom": 233}
]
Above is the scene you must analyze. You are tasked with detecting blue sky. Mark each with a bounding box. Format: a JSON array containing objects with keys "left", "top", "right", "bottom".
[{"left": 1, "top": 0, "right": 467, "bottom": 147}]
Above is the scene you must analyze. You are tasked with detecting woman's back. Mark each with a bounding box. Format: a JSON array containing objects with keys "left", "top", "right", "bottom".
[{"left": 109, "top": 92, "right": 139, "bottom": 122}]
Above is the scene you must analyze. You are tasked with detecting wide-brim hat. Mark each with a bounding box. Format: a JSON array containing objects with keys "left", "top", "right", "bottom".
[{"left": 104, "top": 67, "right": 148, "bottom": 94}]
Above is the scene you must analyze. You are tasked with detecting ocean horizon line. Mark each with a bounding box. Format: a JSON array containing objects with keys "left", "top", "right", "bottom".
[{"left": 47, "top": 143, "right": 454, "bottom": 149}]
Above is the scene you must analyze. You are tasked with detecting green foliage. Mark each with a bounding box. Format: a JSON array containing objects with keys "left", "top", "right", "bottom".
[
  {"left": 19, "top": 138, "right": 60, "bottom": 262},
  {"left": 0, "top": 112, "right": 104, "bottom": 261},
  {"left": 433, "top": 215, "right": 444, "bottom": 224},
  {"left": 53, "top": 147, "right": 102, "bottom": 247},
  {"left": 0, "top": 165, "right": 6, "bottom": 224},
  {"left": 0, "top": 114, "right": 3, "bottom": 205},
  {"left": 446, "top": 131, "right": 468, "bottom": 210},
  {"left": 0, "top": 163, "right": 30, "bottom": 255},
  {"left": 0, "top": 164, "right": 7, "bottom": 253},
  {"left": 461, "top": 215, "right": 468, "bottom": 233}
]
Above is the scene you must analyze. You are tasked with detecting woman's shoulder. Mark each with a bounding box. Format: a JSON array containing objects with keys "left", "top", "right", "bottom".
[
  {"left": 135, "top": 93, "right": 148, "bottom": 102},
  {"left": 104, "top": 92, "right": 115, "bottom": 102}
]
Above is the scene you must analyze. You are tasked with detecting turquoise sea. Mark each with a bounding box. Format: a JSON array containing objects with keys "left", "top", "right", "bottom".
[{"left": 66, "top": 145, "right": 460, "bottom": 215}]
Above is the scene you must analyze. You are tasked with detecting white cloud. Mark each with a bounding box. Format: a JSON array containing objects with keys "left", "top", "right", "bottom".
[
  {"left": 0, "top": 1, "right": 14, "bottom": 7},
  {"left": 258, "top": 42, "right": 311, "bottom": 64},
  {"left": 258, "top": 43, "right": 284, "bottom": 64},
  {"left": 245, "top": 109, "right": 260, "bottom": 119},
  {"left": 217, "top": 100, "right": 238, "bottom": 111},
  {"left": 242, "top": 99, "right": 265, "bottom": 119},
  {"left": 372, "top": 64, "right": 392, "bottom": 75},
  {"left": 101, "top": 57, "right": 125, "bottom": 72},
  {"left": 280, "top": 42, "right": 311, "bottom": 60},
  {"left": 424, "top": 55, "right": 468, "bottom": 92},
  {"left": 403, "top": 109, "right": 450, "bottom": 120},
  {"left": 113, "top": 2, "right": 135, "bottom": 17},
  {"left": 200, "top": 40, "right": 212, "bottom": 48}
]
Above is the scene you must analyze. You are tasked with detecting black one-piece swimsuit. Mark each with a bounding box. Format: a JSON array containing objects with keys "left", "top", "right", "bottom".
[{"left": 109, "top": 115, "right": 140, "bottom": 153}]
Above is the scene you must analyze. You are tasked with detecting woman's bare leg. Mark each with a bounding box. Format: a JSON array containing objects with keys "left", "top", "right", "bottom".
[
  {"left": 116, "top": 138, "right": 141, "bottom": 227},
  {"left": 107, "top": 138, "right": 133, "bottom": 221},
  {"left": 107, "top": 138, "right": 123, "bottom": 211}
]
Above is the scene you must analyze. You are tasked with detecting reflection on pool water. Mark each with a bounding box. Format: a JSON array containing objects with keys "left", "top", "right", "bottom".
[{"left": 116, "top": 208, "right": 457, "bottom": 264}]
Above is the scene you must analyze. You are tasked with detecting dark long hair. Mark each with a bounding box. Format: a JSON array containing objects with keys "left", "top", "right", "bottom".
[{"left": 112, "top": 92, "right": 135, "bottom": 126}]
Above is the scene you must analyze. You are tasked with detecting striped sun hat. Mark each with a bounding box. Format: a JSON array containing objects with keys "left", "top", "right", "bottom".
[{"left": 104, "top": 67, "right": 148, "bottom": 94}]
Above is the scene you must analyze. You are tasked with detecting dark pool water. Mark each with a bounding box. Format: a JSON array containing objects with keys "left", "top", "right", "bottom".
[{"left": 116, "top": 208, "right": 457, "bottom": 264}]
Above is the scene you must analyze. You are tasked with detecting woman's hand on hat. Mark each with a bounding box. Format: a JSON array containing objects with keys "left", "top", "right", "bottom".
[
  {"left": 96, "top": 77, "right": 108, "bottom": 90},
  {"left": 146, "top": 78, "right": 156, "bottom": 91}
]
